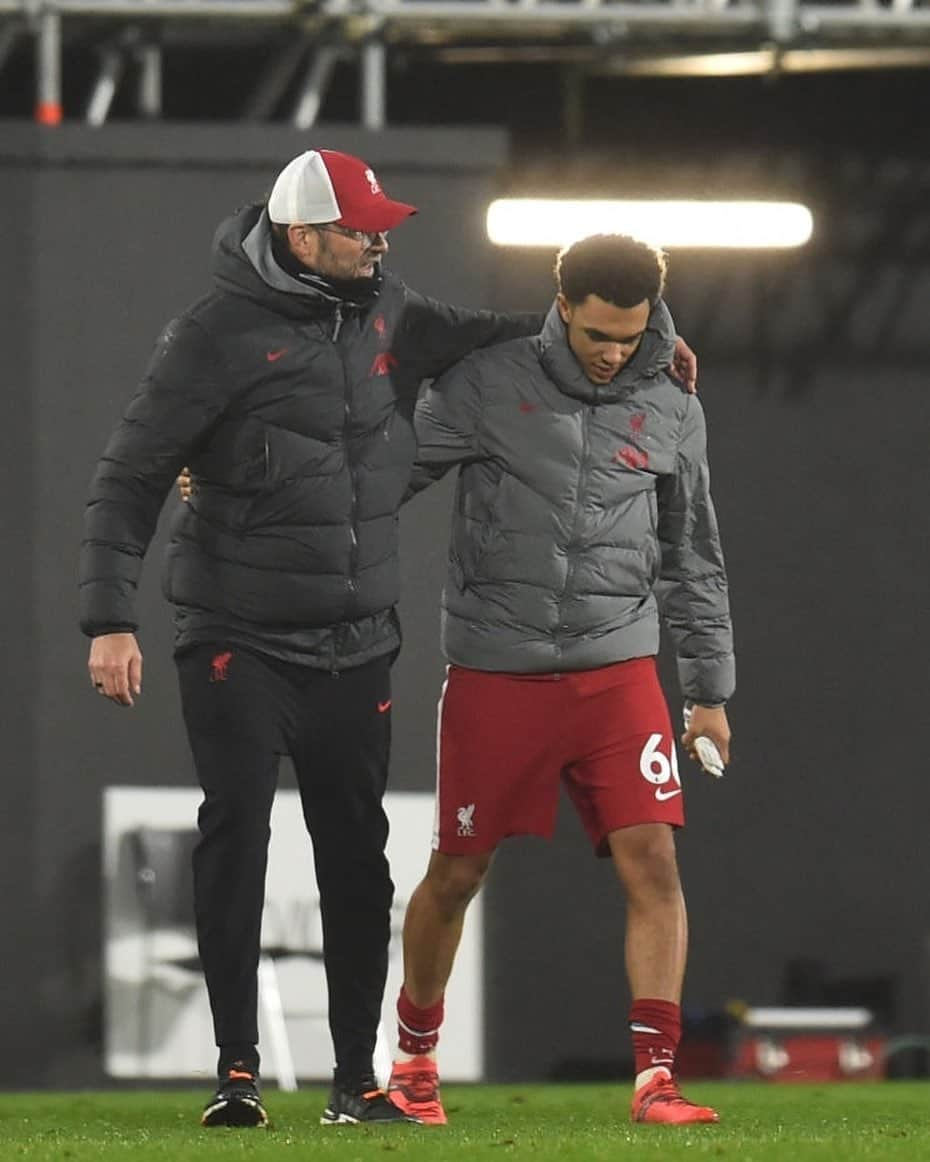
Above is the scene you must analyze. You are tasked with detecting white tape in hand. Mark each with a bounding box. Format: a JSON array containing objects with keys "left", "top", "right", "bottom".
[
  {"left": 694, "top": 736, "right": 725, "bottom": 779},
  {"left": 683, "top": 706, "right": 725, "bottom": 779}
]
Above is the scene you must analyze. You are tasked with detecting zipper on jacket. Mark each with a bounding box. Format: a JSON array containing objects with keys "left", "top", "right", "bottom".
[
  {"left": 556, "top": 407, "right": 593, "bottom": 643},
  {"left": 324, "top": 302, "right": 356, "bottom": 674},
  {"left": 344, "top": 416, "right": 360, "bottom": 618},
  {"left": 336, "top": 308, "right": 361, "bottom": 631}
]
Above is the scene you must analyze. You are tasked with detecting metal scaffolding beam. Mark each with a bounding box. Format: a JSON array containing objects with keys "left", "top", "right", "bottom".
[
  {"left": 8, "top": 0, "right": 930, "bottom": 125},
  {"left": 292, "top": 45, "right": 343, "bottom": 129}
]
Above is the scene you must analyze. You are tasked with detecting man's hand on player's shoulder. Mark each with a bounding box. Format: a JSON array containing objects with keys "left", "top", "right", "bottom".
[
  {"left": 178, "top": 467, "right": 193, "bottom": 501},
  {"left": 670, "top": 336, "right": 697, "bottom": 394}
]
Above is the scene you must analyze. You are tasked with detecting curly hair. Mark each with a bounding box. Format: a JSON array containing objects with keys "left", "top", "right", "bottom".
[{"left": 556, "top": 234, "right": 667, "bottom": 308}]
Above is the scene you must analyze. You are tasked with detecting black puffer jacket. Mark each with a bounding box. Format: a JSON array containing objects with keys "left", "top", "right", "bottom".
[{"left": 79, "top": 205, "right": 539, "bottom": 667}]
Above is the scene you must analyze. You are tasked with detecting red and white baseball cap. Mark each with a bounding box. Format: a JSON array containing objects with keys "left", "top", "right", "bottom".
[{"left": 267, "top": 149, "right": 417, "bottom": 232}]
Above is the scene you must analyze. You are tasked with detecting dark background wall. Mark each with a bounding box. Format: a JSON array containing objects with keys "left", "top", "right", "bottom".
[
  {"left": 0, "top": 156, "right": 42, "bottom": 1079},
  {"left": 1, "top": 122, "right": 928, "bottom": 1086}
]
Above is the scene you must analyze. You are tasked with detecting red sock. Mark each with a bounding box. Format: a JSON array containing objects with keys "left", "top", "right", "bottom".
[
  {"left": 397, "top": 986, "right": 444, "bottom": 1055},
  {"left": 629, "top": 998, "right": 681, "bottom": 1077}
]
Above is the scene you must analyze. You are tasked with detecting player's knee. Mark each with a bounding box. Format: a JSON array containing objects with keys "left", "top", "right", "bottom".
[
  {"left": 426, "top": 852, "right": 490, "bottom": 911},
  {"left": 610, "top": 825, "right": 681, "bottom": 901}
]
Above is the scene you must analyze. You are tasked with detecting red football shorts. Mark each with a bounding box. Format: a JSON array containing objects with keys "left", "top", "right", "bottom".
[{"left": 433, "top": 657, "right": 684, "bottom": 856}]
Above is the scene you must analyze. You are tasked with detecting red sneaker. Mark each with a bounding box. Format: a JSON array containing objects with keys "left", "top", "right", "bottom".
[
  {"left": 631, "top": 1069, "right": 719, "bottom": 1125},
  {"left": 388, "top": 1055, "right": 448, "bottom": 1125}
]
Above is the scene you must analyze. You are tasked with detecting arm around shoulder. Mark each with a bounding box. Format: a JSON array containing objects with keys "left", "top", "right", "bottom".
[
  {"left": 398, "top": 287, "right": 542, "bottom": 381},
  {"left": 406, "top": 359, "right": 484, "bottom": 497}
]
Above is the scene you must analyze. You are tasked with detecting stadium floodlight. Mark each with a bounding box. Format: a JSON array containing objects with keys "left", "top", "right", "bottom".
[{"left": 486, "top": 199, "right": 814, "bottom": 250}]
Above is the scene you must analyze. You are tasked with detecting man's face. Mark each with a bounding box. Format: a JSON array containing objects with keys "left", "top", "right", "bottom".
[
  {"left": 557, "top": 293, "right": 650, "bottom": 385},
  {"left": 288, "top": 223, "right": 389, "bottom": 280}
]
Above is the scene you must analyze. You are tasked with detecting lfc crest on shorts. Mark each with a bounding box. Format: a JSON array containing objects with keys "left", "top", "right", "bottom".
[{"left": 456, "top": 804, "right": 476, "bottom": 838}]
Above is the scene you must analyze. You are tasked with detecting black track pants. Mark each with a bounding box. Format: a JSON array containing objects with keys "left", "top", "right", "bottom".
[{"left": 176, "top": 644, "right": 394, "bottom": 1086}]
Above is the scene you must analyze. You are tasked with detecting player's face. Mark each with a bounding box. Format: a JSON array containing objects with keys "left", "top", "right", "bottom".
[
  {"left": 557, "top": 293, "right": 650, "bottom": 385},
  {"left": 289, "top": 223, "right": 389, "bottom": 280}
]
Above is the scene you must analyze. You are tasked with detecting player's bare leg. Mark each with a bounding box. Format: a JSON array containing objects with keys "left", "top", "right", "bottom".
[
  {"left": 609, "top": 824, "right": 718, "bottom": 1125},
  {"left": 390, "top": 850, "right": 493, "bottom": 1124},
  {"left": 609, "top": 823, "right": 687, "bottom": 1009},
  {"left": 403, "top": 850, "right": 493, "bottom": 1006}
]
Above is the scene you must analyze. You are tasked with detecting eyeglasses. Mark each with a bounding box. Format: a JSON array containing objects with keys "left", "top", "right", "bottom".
[{"left": 312, "top": 224, "right": 387, "bottom": 248}]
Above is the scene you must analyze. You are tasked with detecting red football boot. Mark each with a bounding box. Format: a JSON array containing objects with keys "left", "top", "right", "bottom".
[
  {"left": 388, "top": 1055, "right": 448, "bottom": 1125},
  {"left": 631, "top": 1069, "right": 719, "bottom": 1125}
]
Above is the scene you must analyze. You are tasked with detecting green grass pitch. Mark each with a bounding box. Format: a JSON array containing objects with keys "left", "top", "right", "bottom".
[{"left": 2, "top": 1081, "right": 929, "bottom": 1160}]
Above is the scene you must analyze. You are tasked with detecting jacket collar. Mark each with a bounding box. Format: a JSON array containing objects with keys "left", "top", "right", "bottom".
[
  {"left": 211, "top": 204, "right": 381, "bottom": 319},
  {"left": 538, "top": 298, "right": 677, "bottom": 404}
]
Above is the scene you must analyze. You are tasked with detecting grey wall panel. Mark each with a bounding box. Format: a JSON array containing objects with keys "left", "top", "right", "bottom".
[
  {"left": 0, "top": 167, "right": 44, "bottom": 1082},
  {"left": 680, "top": 365, "right": 930, "bottom": 1034}
]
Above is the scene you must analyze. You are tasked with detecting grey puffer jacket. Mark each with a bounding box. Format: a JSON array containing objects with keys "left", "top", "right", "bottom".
[{"left": 411, "top": 300, "right": 735, "bottom": 705}]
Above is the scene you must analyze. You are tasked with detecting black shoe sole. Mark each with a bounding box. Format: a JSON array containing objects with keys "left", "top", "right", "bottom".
[
  {"left": 202, "top": 1097, "right": 268, "bottom": 1128},
  {"left": 320, "top": 1105, "right": 419, "bottom": 1126},
  {"left": 320, "top": 1113, "right": 419, "bottom": 1125}
]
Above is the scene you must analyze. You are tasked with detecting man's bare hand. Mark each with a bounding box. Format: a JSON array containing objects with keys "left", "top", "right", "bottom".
[
  {"left": 681, "top": 704, "right": 731, "bottom": 767},
  {"left": 670, "top": 336, "right": 697, "bottom": 394},
  {"left": 88, "top": 632, "right": 143, "bottom": 707},
  {"left": 178, "top": 467, "right": 192, "bottom": 502}
]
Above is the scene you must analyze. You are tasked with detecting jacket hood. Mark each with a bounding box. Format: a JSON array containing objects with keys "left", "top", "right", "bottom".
[
  {"left": 539, "top": 297, "right": 677, "bottom": 404},
  {"left": 210, "top": 204, "right": 380, "bottom": 320}
]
